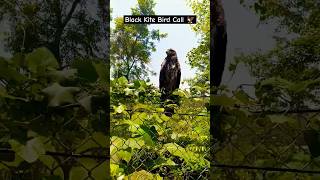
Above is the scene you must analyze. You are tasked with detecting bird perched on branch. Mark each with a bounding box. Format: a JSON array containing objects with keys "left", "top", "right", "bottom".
[{"left": 159, "top": 49, "right": 181, "bottom": 116}]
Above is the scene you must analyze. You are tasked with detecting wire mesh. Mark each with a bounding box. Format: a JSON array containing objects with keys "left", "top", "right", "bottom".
[
  {"left": 211, "top": 108, "right": 320, "bottom": 179},
  {"left": 1, "top": 95, "right": 320, "bottom": 179},
  {"left": 0, "top": 110, "right": 108, "bottom": 180},
  {"left": 110, "top": 96, "right": 210, "bottom": 179}
]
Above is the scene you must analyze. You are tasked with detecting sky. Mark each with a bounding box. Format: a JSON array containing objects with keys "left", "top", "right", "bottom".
[
  {"left": 222, "top": 0, "right": 277, "bottom": 94},
  {"left": 111, "top": 0, "right": 199, "bottom": 89}
]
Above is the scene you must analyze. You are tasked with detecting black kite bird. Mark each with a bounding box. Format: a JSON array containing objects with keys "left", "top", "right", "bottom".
[{"left": 159, "top": 49, "right": 181, "bottom": 116}]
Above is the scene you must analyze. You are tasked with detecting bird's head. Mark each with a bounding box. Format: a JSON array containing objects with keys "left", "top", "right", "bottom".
[{"left": 166, "top": 48, "right": 176, "bottom": 57}]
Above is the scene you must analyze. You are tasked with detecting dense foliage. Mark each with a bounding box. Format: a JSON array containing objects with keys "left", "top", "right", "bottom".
[
  {"left": 0, "top": 0, "right": 109, "bottom": 66},
  {"left": 110, "top": 0, "right": 167, "bottom": 82},
  {"left": 110, "top": 76, "right": 210, "bottom": 179},
  {"left": 186, "top": 0, "right": 210, "bottom": 93},
  {"left": 0, "top": 0, "right": 319, "bottom": 179},
  {"left": 232, "top": 0, "right": 320, "bottom": 111},
  {"left": 0, "top": 48, "right": 108, "bottom": 179}
]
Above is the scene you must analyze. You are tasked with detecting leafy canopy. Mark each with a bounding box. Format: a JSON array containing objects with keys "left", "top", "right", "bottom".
[
  {"left": 231, "top": 0, "right": 320, "bottom": 110},
  {"left": 110, "top": 0, "right": 167, "bottom": 82},
  {"left": 0, "top": 0, "right": 109, "bottom": 66},
  {"left": 186, "top": 0, "right": 210, "bottom": 95}
]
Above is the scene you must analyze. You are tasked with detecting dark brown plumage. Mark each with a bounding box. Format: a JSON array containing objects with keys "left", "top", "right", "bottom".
[
  {"left": 159, "top": 49, "right": 181, "bottom": 116},
  {"left": 160, "top": 49, "right": 181, "bottom": 95}
]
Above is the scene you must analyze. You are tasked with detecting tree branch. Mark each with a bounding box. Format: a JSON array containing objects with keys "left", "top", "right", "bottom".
[
  {"left": 61, "top": 0, "right": 81, "bottom": 28},
  {"left": 126, "top": 36, "right": 140, "bottom": 79}
]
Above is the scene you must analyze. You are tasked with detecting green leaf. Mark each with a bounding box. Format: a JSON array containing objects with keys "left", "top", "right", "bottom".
[
  {"left": 152, "top": 114, "right": 163, "bottom": 123},
  {"left": 92, "top": 132, "right": 108, "bottom": 147},
  {"left": 111, "top": 137, "right": 127, "bottom": 155},
  {"left": 260, "top": 77, "right": 292, "bottom": 89},
  {"left": 75, "top": 132, "right": 107, "bottom": 153},
  {"left": 234, "top": 90, "right": 251, "bottom": 104},
  {"left": 288, "top": 79, "right": 320, "bottom": 93},
  {"left": 10, "top": 53, "right": 25, "bottom": 67},
  {"left": 212, "top": 95, "right": 236, "bottom": 106},
  {"left": 172, "top": 89, "right": 189, "bottom": 98},
  {"left": 124, "top": 121, "right": 155, "bottom": 147},
  {"left": 93, "top": 62, "right": 109, "bottom": 83},
  {"left": 0, "top": 87, "right": 28, "bottom": 101},
  {"left": 292, "top": 152, "right": 310, "bottom": 162},
  {"left": 133, "top": 103, "right": 151, "bottom": 111},
  {"left": 117, "top": 150, "right": 132, "bottom": 163},
  {"left": 0, "top": 163, "right": 8, "bottom": 170},
  {"left": 162, "top": 143, "right": 186, "bottom": 158},
  {"left": 151, "top": 158, "right": 176, "bottom": 170},
  {"left": 69, "top": 166, "right": 87, "bottom": 180},
  {"left": 138, "top": 133, "right": 153, "bottom": 147},
  {"left": 125, "top": 137, "right": 145, "bottom": 149},
  {"left": 254, "top": 159, "right": 275, "bottom": 167},
  {"left": 48, "top": 69, "right": 77, "bottom": 82},
  {"left": 71, "top": 59, "right": 98, "bottom": 82},
  {"left": 268, "top": 115, "right": 295, "bottom": 124},
  {"left": 133, "top": 80, "right": 141, "bottom": 88},
  {"left": 40, "top": 175, "right": 62, "bottom": 180},
  {"left": 125, "top": 170, "right": 162, "bottom": 180},
  {"left": 52, "top": 168, "right": 64, "bottom": 179},
  {"left": 113, "top": 104, "right": 126, "bottom": 114},
  {"left": 92, "top": 161, "right": 109, "bottom": 179},
  {"left": 78, "top": 158, "right": 99, "bottom": 170},
  {"left": 3, "top": 155, "right": 24, "bottom": 167},
  {"left": 260, "top": 77, "right": 320, "bottom": 93},
  {"left": 0, "top": 57, "right": 26, "bottom": 82},
  {"left": 42, "top": 83, "right": 79, "bottom": 107},
  {"left": 160, "top": 114, "right": 170, "bottom": 122},
  {"left": 161, "top": 143, "right": 209, "bottom": 168},
  {"left": 110, "top": 163, "right": 120, "bottom": 177},
  {"left": 124, "top": 87, "right": 134, "bottom": 95},
  {"left": 111, "top": 163, "right": 124, "bottom": 177},
  {"left": 118, "top": 76, "right": 128, "bottom": 86},
  {"left": 26, "top": 47, "right": 59, "bottom": 73},
  {"left": 140, "top": 125, "right": 158, "bottom": 142},
  {"left": 9, "top": 138, "right": 45, "bottom": 163},
  {"left": 39, "top": 155, "right": 57, "bottom": 169},
  {"left": 156, "top": 108, "right": 164, "bottom": 113},
  {"left": 41, "top": 175, "right": 62, "bottom": 180},
  {"left": 131, "top": 112, "right": 145, "bottom": 125}
]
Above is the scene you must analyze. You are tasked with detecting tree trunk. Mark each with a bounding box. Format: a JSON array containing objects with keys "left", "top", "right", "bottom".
[
  {"left": 49, "top": 28, "right": 63, "bottom": 66},
  {"left": 98, "top": 0, "right": 111, "bottom": 178},
  {"left": 210, "top": 0, "right": 227, "bottom": 177},
  {"left": 48, "top": 0, "right": 81, "bottom": 68},
  {"left": 211, "top": 0, "right": 227, "bottom": 88}
]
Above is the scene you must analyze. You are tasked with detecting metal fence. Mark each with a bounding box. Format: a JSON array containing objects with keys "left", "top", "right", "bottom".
[
  {"left": 1, "top": 96, "right": 320, "bottom": 179},
  {"left": 211, "top": 108, "right": 320, "bottom": 179},
  {"left": 110, "top": 95, "right": 320, "bottom": 179},
  {"left": 110, "top": 96, "right": 210, "bottom": 179},
  {"left": 0, "top": 111, "right": 108, "bottom": 180}
]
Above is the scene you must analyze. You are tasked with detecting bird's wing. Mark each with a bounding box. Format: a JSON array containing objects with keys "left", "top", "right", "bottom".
[
  {"left": 159, "top": 60, "right": 166, "bottom": 89},
  {"left": 176, "top": 68, "right": 181, "bottom": 89}
]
